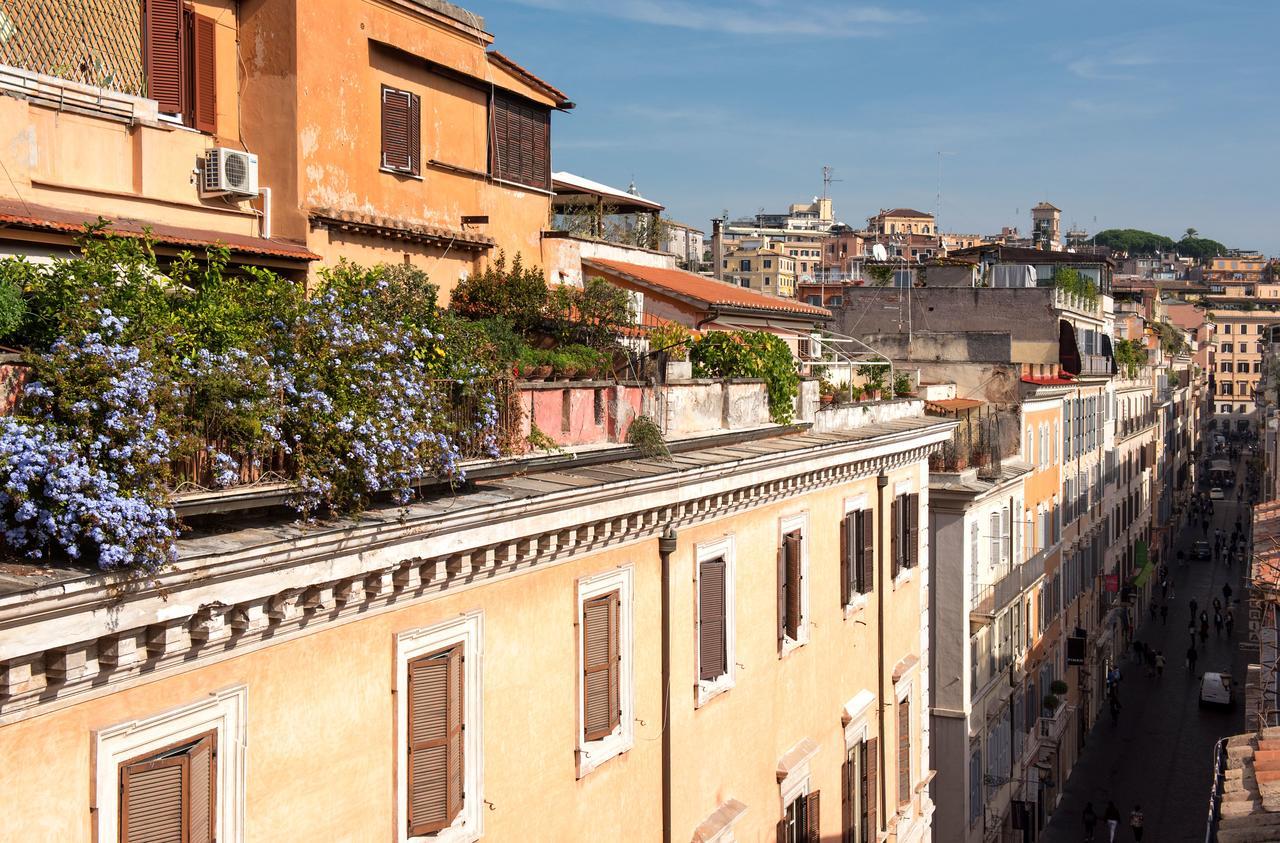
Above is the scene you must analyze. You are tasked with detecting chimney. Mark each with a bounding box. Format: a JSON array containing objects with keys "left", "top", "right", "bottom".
[{"left": 712, "top": 218, "right": 725, "bottom": 280}]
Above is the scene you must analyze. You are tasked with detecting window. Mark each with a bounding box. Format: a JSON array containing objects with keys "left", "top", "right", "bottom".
[
  {"left": 406, "top": 646, "right": 465, "bottom": 836},
  {"left": 490, "top": 92, "right": 551, "bottom": 189},
  {"left": 897, "top": 696, "right": 912, "bottom": 805},
  {"left": 1222, "top": 343, "right": 1234, "bottom": 353},
  {"left": 778, "top": 516, "right": 809, "bottom": 650},
  {"left": 1221, "top": 361, "right": 1232, "bottom": 372},
  {"left": 119, "top": 731, "right": 216, "bottom": 842},
  {"left": 397, "top": 613, "right": 483, "bottom": 842},
  {"left": 381, "top": 86, "right": 421, "bottom": 175},
  {"left": 968, "top": 748, "right": 983, "bottom": 825},
  {"left": 93, "top": 687, "right": 247, "bottom": 843},
  {"left": 764, "top": 259, "right": 774, "bottom": 269},
  {"left": 891, "top": 493, "right": 919, "bottom": 578},
  {"left": 988, "top": 511, "right": 1001, "bottom": 570},
  {"left": 842, "top": 509, "right": 875, "bottom": 604},
  {"left": 143, "top": 0, "right": 218, "bottom": 132},
  {"left": 740, "top": 259, "right": 752, "bottom": 271},
  {"left": 1224, "top": 324, "right": 1232, "bottom": 334},
  {"left": 576, "top": 567, "right": 634, "bottom": 776},
  {"left": 697, "top": 537, "right": 735, "bottom": 703},
  {"left": 844, "top": 739, "right": 876, "bottom": 843},
  {"left": 780, "top": 790, "right": 820, "bottom": 843}
]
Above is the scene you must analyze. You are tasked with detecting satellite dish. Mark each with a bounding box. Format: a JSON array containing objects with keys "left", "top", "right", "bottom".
[{"left": 872, "top": 243, "right": 889, "bottom": 261}]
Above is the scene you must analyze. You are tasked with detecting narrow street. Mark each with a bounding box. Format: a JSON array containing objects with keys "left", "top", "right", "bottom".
[{"left": 1044, "top": 453, "right": 1250, "bottom": 842}]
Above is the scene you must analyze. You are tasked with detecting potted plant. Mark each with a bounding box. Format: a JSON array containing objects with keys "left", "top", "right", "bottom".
[
  {"left": 1050, "top": 679, "right": 1069, "bottom": 696},
  {"left": 892, "top": 371, "right": 914, "bottom": 398},
  {"left": 651, "top": 322, "right": 692, "bottom": 380},
  {"left": 1042, "top": 693, "right": 1061, "bottom": 713},
  {"left": 857, "top": 363, "right": 886, "bottom": 400},
  {"left": 818, "top": 376, "right": 837, "bottom": 405}
]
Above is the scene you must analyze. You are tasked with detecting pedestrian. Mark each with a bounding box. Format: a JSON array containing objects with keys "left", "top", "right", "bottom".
[
  {"left": 1160, "top": 603, "right": 1168, "bottom": 626},
  {"left": 1225, "top": 582, "right": 1234, "bottom": 603},
  {"left": 1190, "top": 597, "right": 1198, "bottom": 618},
  {"left": 1214, "top": 597, "right": 1222, "bottom": 614},
  {"left": 1200, "top": 611, "right": 1210, "bottom": 644},
  {"left": 1082, "top": 801, "right": 1098, "bottom": 841},
  {"left": 1129, "top": 804, "right": 1145, "bottom": 841},
  {"left": 1149, "top": 601, "right": 1158, "bottom": 621},
  {"left": 1155, "top": 651, "right": 1165, "bottom": 677},
  {"left": 1215, "top": 610, "right": 1224, "bottom": 636},
  {"left": 1227, "top": 609, "right": 1235, "bottom": 638},
  {"left": 1187, "top": 644, "right": 1198, "bottom": 672},
  {"left": 1109, "top": 693, "right": 1121, "bottom": 725},
  {"left": 1105, "top": 801, "right": 1121, "bottom": 842}
]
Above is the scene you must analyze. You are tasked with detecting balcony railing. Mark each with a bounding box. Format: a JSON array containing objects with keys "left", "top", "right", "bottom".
[
  {"left": 1053, "top": 287, "right": 1101, "bottom": 317},
  {"left": 1038, "top": 701, "right": 1071, "bottom": 741},
  {"left": 971, "top": 549, "right": 1048, "bottom": 615}
]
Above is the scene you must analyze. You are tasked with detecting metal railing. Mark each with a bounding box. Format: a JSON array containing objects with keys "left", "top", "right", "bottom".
[
  {"left": 0, "top": 0, "right": 145, "bottom": 96},
  {"left": 1205, "top": 737, "right": 1227, "bottom": 843},
  {"left": 972, "top": 549, "right": 1048, "bottom": 614}
]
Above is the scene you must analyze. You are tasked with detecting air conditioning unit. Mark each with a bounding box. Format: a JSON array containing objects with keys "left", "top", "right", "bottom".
[{"left": 202, "top": 147, "right": 259, "bottom": 197}]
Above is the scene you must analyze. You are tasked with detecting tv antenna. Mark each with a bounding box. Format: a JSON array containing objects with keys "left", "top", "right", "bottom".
[{"left": 822, "top": 165, "right": 842, "bottom": 201}]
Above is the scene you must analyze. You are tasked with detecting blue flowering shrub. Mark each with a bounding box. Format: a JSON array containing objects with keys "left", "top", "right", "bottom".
[{"left": 0, "top": 233, "right": 509, "bottom": 571}]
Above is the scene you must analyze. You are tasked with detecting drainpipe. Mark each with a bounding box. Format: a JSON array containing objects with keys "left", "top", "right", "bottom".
[
  {"left": 258, "top": 187, "right": 272, "bottom": 240},
  {"left": 695, "top": 308, "right": 721, "bottom": 332},
  {"left": 875, "top": 471, "right": 889, "bottom": 833},
  {"left": 657, "top": 525, "right": 678, "bottom": 843}
]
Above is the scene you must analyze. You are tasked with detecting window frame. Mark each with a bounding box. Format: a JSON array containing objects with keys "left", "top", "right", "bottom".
[
  {"left": 396, "top": 611, "right": 484, "bottom": 843},
  {"left": 696, "top": 536, "right": 736, "bottom": 705},
  {"left": 92, "top": 685, "right": 246, "bottom": 843},
  {"left": 842, "top": 494, "right": 873, "bottom": 613},
  {"left": 380, "top": 84, "right": 422, "bottom": 177},
  {"left": 118, "top": 729, "right": 217, "bottom": 843},
  {"left": 778, "top": 513, "right": 811, "bottom": 655},
  {"left": 576, "top": 565, "right": 635, "bottom": 777}
]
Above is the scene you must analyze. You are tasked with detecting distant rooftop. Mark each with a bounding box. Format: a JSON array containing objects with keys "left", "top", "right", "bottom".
[{"left": 409, "top": 0, "right": 484, "bottom": 29}]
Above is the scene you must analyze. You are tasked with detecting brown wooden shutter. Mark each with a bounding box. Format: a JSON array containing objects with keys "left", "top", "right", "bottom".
[
  {"left": 890, "top": 498, "right": 901, "bottom": 579},
  {"left": 865, "top": 737, "right": 878, "bottom": 835},
  {"left": 784, "top": 530, "right": 802, "bottom": 640},
  {"left": 907, "top": 494, "right": 920, "bottom": 568},
  {"left": 583, "top": 592, "right": 620, "bottom": 741},
  {"left": 860, "top": 509, "right": 875, "bottom": 594},
  {"left": 839, "top": 514, "right": 851, "bottom": 606},
  {"left": 191, "top": 14, "right": 217, "bottom": 135},
  {"left": 408, "top": 646, "right": 462, "bottom": 835},
  {"left": 120, "top": 753, "right": 186, "bottom": 843},
  {"left": 804, "top": 790, "right": 821, "bottom": 843},
  {"left": 381, "top": 87, "right": 414, "bottom": 173},
  {"left": 407, "top": 92, "right": 421, "bottom": 176},
  {"left": 777, "top": 819, "right": 787, "bottom": 843},
  {"left": 699, "top": 557, "right": 727, "bottom": 681},
  {"left": 188, "top": 733, "right": 215, "bottom": 843},
  {"left": 144, "top": 0, "right": 184, "bottom": 114},
  {"left": 841, "top": 757, "right": 853, "bottom": 843},
  {"left": 898, "top": 697, "right": 911, "bottom": 805},
  {"left": 490, "top": 92, "right": 550, "bottom": 189}
]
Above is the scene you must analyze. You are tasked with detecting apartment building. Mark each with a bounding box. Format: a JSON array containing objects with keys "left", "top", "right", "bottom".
[
  {"left": 0, "top": 381, "right": 954, "bottom": 842},
  {"left": 0, "top": 0, "right": 571, "bottom": 297},
  {"left": 720, "top": 243, "right": 798, "bottom": 297},
  {"left": 1212, "top": 311, "right": 1272, "bottom": 430}
]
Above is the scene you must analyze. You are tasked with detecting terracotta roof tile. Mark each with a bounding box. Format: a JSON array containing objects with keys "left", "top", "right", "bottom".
[
  {"left": 487, "top": 51, "right": 573, "bottom": 109},
  {"left": 309, "top": 207, "right": 494, "bottom": 250},
  {"left": 0, "top": 198, "right": 318, "bottom": 261},
  {"left": 584, "top": 258, "right": 831, "bottom": 319}
]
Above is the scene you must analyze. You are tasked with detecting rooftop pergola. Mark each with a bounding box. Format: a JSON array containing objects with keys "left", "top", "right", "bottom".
[{"left": 551, "top": 171, "right": 664, "bottom": 243}]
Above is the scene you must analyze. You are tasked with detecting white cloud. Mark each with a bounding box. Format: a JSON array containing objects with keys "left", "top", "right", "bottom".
[{"left": 502, "top": 0, "right": 921, "bottom": 37}]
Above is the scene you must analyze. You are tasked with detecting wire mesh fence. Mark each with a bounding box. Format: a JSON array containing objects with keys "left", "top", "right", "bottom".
[{"left": 0, "top": 0, "right": 145, "bottom": 95}]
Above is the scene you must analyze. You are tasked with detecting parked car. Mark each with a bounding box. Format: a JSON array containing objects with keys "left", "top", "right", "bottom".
[
  {"left": 1199, "top": 672, "right": 1236, "bottom": 709},
  {"left": 1210, "top": 487, "right": 1225, "bottom": 500},
  {"left": 1192, "top": 540, "right": 1212, "bottom": 560}
]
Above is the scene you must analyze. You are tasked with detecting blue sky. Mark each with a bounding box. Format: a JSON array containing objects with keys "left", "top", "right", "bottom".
[{"left": 481, "top": 0, "right": 1280, "bottom": 254}]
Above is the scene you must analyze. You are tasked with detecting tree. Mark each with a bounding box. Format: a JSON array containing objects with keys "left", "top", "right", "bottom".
[
  {"left": 1091, "top": 229, "right": 1175, "bottom": 256},
  {"left": 1176, "top": 236, "right": 1228, "bottom": 261},
  {"left": 1184, "top": 227, "right": 1199, "bottom": 239}
]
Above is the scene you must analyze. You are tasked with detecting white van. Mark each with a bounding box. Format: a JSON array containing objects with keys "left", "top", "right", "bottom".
[{"left": 1199, "top": 672, "right": 1235, "bottom": 709}]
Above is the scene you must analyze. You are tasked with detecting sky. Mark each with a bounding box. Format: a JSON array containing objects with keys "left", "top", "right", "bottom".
[{"left": 479, "top": 0, "right": 1280, "bottom": 254}]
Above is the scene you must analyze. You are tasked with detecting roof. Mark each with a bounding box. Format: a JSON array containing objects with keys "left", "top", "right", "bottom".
[
  {"left": 1032, "top": 202, "right": 1061, "bottom": 211},
  {"left": 0, "top": 198, "right": 318, "bottom": 261},
  {"left": 875, "top": 208, "right": 934, "bottom": 219},
  {"left": 1213, "top": 730, "right": 1280, "bottom": 836},
  {"left": 486, "top": 51, "right": 573, "bottom": 109},
  {"left": 583, "top": 258, "right": 831, "bottom": 319},
  {"left": 552, "top": 172, "right": 664, "bottom": 213},
  {"left": 309, "top": 207, "right": 494, "bottom": 251},
  {"left": 952, "top": 244, "right": 1114, "bottom": 267}
]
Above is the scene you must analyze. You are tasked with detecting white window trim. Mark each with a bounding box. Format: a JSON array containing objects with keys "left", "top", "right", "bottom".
[
  {"left": 697, "top": 535, "right": 737, "bottom": 706},
  {"left": 93, "top": 685, "right": 247, "bottom": 843},
  {"left": 396, "top": 611, "right": 485, "bottom": 843},
  {"left": 778, "top": 512, "right": 811, "bottom": 656},
  {"left": 842, "top": 689, "right": 875, "bottom": 750},
  {"left": 895, "top": 678, "right": 918, "bottom": 827},
  {"left": 843, "top": 495, "right": 871, "bottom": 615},
  {"left": 576, "top": 565, "right": 635, "bottom": 777},
  {"left": 893, "top": 486, "right": 918, "bottom": 588},
  {"left": 778, "top": 739, "right": 818, "bottom": 809}
]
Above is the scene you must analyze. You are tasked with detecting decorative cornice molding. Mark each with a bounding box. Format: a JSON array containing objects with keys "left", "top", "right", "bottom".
[{"left": 0, "top": 434, "right": 949, "bottom": 721}]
